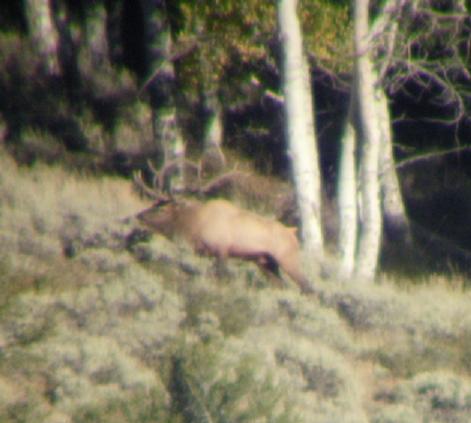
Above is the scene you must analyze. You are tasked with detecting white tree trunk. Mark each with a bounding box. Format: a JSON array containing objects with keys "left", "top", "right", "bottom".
[
  {"left": 354, "top": 0, "right": 383, "bottom": 282},
  {"left": 142, "top": 0, "right": 186, "bottom": 193},
  {"left": 337, "top": 118, "right": 357, "bottom": 279},
  {"left": 201, "top": 92, "right": 226, "bottom": 177},
  {"left": 277, "top": 0, "right": 324, "bottom": 259},
  {"left": 84, "top": 4, "right": 109, "bottom": 68},
  {"left": 377, "top": 88, "right": 411, "bottom": 244},
  {"left": 336, "top": 0, "right": 408, "bottom": 281},
  {"left": 204, "top": 94, "right": 223, "bottom": 152},
  {"left": 25, "top": 0, "right": 60, "bottom": 75}
]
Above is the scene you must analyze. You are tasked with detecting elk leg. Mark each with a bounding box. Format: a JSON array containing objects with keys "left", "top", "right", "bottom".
[
  {"left": 258, "top": 255, "right": 281, "bottom": 277},
  {"left": 256, "top": 254, "right": 285, "bottom": 288},
  {"left": 279, "top": 256, "right": 314, "bottom": 294},
  {"left": 213, "top": 253, "right": 232, "bottom": 279}
]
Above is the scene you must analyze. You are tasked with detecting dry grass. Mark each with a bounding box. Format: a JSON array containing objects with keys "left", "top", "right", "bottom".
[{"left": 1, "top": 147, "right": 471, "bottom": 422}]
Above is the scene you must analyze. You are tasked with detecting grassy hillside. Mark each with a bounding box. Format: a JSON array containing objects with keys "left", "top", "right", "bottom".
[{"left": 1, "top": 148, "right": 471, "bottom": 422}]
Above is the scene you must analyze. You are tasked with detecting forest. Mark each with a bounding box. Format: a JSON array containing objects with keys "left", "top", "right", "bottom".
[{"left": 2, "top": 0, "right": 471, "bottom": 422}]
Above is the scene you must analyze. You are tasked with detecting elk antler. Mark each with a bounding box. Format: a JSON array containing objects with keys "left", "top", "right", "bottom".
[
  {"left": 134, "top": 156, "right": 245, "bottom": 200},
  {"left": 133, "top": 169, "right": 170, "bottom": 202},
  {"left": 150, "top": 158, "right": 200, "bottom": 193},
  {"left": 133, "top": 158, "right": 201, "bottom": 200},
  {"left": 146, "top": 159, "right": 187, "bottom": 192},
  {"left": 199, "top": 164, "right": 246, "bottom": 196}
]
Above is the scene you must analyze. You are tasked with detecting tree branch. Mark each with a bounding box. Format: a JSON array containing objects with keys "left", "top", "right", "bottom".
[{"left": 396, "top": 145, "right": 471, "bottom": 170}]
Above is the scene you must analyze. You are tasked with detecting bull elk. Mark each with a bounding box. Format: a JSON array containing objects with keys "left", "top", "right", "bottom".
[{"left": 133, "top": 160, "right": 314, "bottom": 294}]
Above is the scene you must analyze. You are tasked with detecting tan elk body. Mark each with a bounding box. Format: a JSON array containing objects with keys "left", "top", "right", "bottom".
[{"left": 136, "top": 198, "right": 313, "bottom": 293}]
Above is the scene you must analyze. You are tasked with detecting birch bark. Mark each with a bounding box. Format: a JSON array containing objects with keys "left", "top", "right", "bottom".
[
  {"left": 353, "top": 0, "right": 383, "bottom": 281},
  {"left": 277, "top": 0, "right": 324, "bottom": 260},
  {"left": 337, "top": 118, "right": 357, "bottom": 279},
  {"left": 25, "top": 0, "right": 60, "bottom": 75},
  {"left": 141, "top": 0, "right": 185, "bottom": 192}
]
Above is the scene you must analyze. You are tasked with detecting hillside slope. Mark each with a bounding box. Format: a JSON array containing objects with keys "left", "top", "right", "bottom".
[{"left": 1, "top": 149, "right": 471, "bottom": 422}]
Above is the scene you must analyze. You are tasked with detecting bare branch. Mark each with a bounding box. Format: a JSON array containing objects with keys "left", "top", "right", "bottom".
[
  {"left": 371, "top": 0, "right": 471, "bottom": 127},
  {"left": 396, "top": 145, "right": 471, "bottom": 170},
  {"left": 263, "top": 89, "right": 284, "bottom": 104}
]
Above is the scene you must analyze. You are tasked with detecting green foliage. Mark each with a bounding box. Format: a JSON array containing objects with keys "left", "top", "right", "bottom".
[
  {"left": 167, "top": 340, "right": 297, "bottom": 423},
  {"left": 175, "top": 0, "right": 352, "bottom": 104},
  {"left": 71, "top": 390, "right": 169, "bottom": 423},
  {"left": 174, "top": 0, "right": 277, "bottom": 110},
  {"left": 371, "top": 404, "right": 420, "bottom": 423},
  {"left": 375, "top": 339, "right": 457, "bottom": 378},
  {"left": 457, "top": 330, "right": 471, "bottom": 375},
  {"left": 373, "top": 371, "right": 471, "bottom": 422},
  {"left": 179, "top": 0, "right": 276, "bottom": 68},
  {"left": 300, "top": 0, "right": 352, "bottom": 70},
  {"left": 183, "top": 284, "right": 256, "bottom": 337},
  {"left": 0, "top": 394, "right": 50, "bottom": 423},
  {"left": 0, "top": 259, "right": 34, "bottom": 310},
  {"left": 377, "top": 330, "right": 471, "bottom": 380}
]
